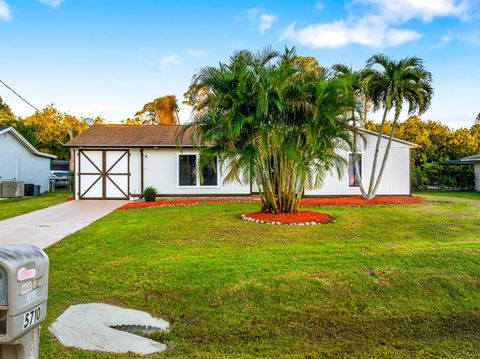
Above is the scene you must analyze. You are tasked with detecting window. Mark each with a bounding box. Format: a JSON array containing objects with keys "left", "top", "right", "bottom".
[
  {"left": 348, "top": 154, "right": 362, "bottom": 187},
  {"left": 179, "top": 155, "right": 197, "bottom": 186},
  {"left": 178, "top": 154, "right": 219, "bottom": 187},
  {"left": 201, "top": 157, "right": 218, "bottom": 186}
]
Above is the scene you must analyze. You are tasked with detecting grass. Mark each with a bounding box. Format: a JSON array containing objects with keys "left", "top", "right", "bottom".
[
  {"left": 0, "top": 191, "right": 71, "bottom": 221},
  {"left": 42, "top": 192, "right": 480, "bottom": 358}
]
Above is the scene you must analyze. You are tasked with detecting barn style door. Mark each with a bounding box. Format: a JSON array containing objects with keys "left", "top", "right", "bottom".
[{"left": 78, "top": 150, "right": 130, "bottom": 199}]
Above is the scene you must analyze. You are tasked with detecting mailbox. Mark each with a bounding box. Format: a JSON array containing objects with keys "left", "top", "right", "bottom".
[{"left": 0, "top": 245, "right": 49, "bottom": 359}]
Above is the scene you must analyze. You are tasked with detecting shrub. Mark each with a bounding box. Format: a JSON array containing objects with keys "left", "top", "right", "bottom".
[{"left": 143, "top": 186, "right": 157, "bottom": 202}]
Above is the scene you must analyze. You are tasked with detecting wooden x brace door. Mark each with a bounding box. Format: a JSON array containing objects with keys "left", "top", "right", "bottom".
[{"left": 78, "top": 150, "right": 130, "bottom": 199}]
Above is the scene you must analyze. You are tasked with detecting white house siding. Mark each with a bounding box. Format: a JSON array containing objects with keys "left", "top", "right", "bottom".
[
  {"left": 129, "top": 149, "right": 142, "bottom": 198},
  {"left": 0, "top": 131, "right": 51, "bottom": 192},
  {"left": 143, "top": 148, "right": 250, "bottom": 196},
  {"left": 305, "top": 132, "right": 412, "bottom": 196}
]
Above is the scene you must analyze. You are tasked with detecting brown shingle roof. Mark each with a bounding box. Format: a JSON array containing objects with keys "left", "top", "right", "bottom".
[{"left": 64, "top": 124, "right": 195, "bottom": 148}]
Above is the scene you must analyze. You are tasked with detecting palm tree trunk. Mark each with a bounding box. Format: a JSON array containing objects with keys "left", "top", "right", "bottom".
[
  {"left": 371, "top": 109, "right": 401, "bottom": 197},
  {"left": 367, "top": 106, "right": 389, "bottom": 198},
  {"left": 351, "top": 109, "right": 367, "bottom": 197}
]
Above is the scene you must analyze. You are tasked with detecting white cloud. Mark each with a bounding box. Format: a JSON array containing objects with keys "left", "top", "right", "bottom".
[
  {"left": 246, "top": 8, "right": 277, "bottom": 34},
  {"left": 282, "top": 0, "right": 470, "bottom": 48},
  {"left": 0, "top": 0, "right": 11, "bottom": 21},
  {"left": 284, "top": 16, "right": 422, "bottom": 48},
  {"left": 37, "top": 0, "right": 63, "bottom": 8},
  {"left": 436, "top": 33, "right": 453, "bottom": 47},
  {"left": 158, "top": 54, "right": 180, "bottom": 71},
  {"left": 186, "top": 48, "right": 208, "bottom": 58},
  {"left": 357, "top": 0, "right": 470, "bottom": 22},
  {"left": 259, "top": 13, "right": 277, "bottom": 34},
  {"left": 315, "top": 2, "right": 324, "bottom": 11}
]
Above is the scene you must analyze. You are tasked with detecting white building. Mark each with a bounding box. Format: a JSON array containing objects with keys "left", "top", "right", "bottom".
[
  {"left": 0, "top": 126, "right": 56, "bottom": 194},
  {"left": 65, "top": 125, "right": 417, "bottom": 200}
]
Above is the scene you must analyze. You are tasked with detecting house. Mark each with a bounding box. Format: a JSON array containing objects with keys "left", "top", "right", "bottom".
[
  {"left": 0, "top": 126, "right": 56, "bottom": 194},
  {"left": 461, "top": 154, "right": 480, "bottom": 191},
  {"left": 64, "top": 124, "right": 418, "bottom": 200},
  {"left": 440, "top": 154, "right": 480, "bottom": 191}
]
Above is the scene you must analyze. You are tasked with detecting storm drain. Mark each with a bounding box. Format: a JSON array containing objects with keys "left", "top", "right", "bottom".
[
  {"left": 49, "top": 303, "right": 169, "bottom": 355},
  {"left": 110, "top": 324, "right": 165, "bottom": 335}
]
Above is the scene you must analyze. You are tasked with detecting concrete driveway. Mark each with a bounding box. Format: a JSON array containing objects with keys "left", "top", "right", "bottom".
[{"left": 0, "top": 200, "right": 127, "bottom": 249}]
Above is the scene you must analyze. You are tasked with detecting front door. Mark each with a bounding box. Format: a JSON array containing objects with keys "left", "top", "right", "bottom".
[{"left": 78, "top": 150, "right": 130, "bottom": 199}]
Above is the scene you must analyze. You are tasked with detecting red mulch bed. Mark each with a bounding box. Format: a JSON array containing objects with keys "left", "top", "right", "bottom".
[
  {"left": 119, "top": 200, "right": 201, "bottom": 210},
  {"left": 66, "top": 196, "right": 75, "bottom": 202},
  {"left": 242, "top": 210, "right": 333, "bottom": 225},
  {"left": 118, "top": 196, "right": 423, "bottom": 210},
  {"left": 301, "top": 196, "right": 424, "bottom": 207}
]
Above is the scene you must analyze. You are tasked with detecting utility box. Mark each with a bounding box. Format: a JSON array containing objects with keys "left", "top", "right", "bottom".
[
  {"left": 0, "top": 181, "right": 24, "bottom": 198},
  {"left": 23, "top": 185, "right": 40, "bottom": 197},
  {"left": 0, "top": 245, "right": 49, "bottom": 359}
]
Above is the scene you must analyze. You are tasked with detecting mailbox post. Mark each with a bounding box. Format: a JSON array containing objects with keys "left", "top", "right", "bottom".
[{"left": 0, "top": 245, "right": 49, "bottom": 359}]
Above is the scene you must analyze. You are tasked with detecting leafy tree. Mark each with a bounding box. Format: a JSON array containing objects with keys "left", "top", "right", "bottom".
[
  {"left": 0, "top": 96, "right": 14, "bottom": 120},
  {"left": 24, "top": 105, "right": 88, "bottom": 162},
  {"left": 179, "top": 47, "right": 355, "bottom": 214},
  {"left": 126, "top": 95, "right": 179, "bottom": 125},
  {"left": 362, "top": 54, "right": 433, "bottom": 198}
]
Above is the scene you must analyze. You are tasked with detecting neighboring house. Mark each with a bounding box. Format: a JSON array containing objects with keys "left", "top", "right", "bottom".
[
  {"left": 440, "top": 154, "right": 480, "bottom": 192},
  {"left": 64, "top": 124, "right": 418, "bottom": 200},
  {"left": 462, "top": 154, "right": 480, "bottom": 191},
  {"left": 0, "top": 126, "right": 56, "bottom": 193}
]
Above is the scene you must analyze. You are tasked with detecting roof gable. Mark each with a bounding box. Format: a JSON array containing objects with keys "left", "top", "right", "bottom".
[
  {"left": 461, "top": 153, "right": 480, "bottom": 162},
  {"left": 0, "top": 127, "right": 56, "bottom": 159},
  {"left": 359, "top": 129, "right": 419, "bottom": 148}
]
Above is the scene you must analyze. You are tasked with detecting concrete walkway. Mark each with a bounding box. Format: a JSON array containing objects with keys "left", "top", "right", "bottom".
[{"left": 0, "top": 200, "right": 127, "bottom": 249}]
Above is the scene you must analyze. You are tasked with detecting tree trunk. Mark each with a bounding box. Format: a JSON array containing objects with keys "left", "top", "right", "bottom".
[
  {"left": 367, "top": 106, "right": 389, "bottom": 198},
  {"left": 370, "top": 109, "right": 401, "bottom": 197},
  {"left": 351, "top": 109, "right": 367, "bottom": 198}
]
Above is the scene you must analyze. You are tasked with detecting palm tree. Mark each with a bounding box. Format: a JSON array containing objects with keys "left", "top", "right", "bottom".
[
  {"left": 179, "top": 47, "right": 356, "bottom": 214},
  {"left": 363, "top": 54, "right": 433, "bottom": 198},
  {"left": 331, "top": 64, "right": 374, "bottom": 197}
]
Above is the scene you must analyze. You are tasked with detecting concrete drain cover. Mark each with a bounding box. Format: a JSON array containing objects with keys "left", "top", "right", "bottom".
[{"left": 49, "top": 303, "right": 169, "bottom": 355}]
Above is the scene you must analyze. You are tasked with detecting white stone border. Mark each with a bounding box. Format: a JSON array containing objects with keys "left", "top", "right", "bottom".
[{"left": 240, "top": 213, "right": 335, "bottom": 226}]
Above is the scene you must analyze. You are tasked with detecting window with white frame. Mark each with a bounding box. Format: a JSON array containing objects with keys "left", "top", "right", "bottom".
[
  {"left": 348, "top": 153, "right": 362, "bottom": 187},
  {"left": 178, "top": 154, "right": 218, "bottom": 187}
]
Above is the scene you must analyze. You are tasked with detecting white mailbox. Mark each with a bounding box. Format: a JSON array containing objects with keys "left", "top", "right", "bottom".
[{"left": 0, "top": 245, "right": 49, "bottom": 359}]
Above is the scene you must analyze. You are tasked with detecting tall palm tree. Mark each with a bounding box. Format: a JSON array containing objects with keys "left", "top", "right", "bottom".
[
  {"left": 363, "top": 54, "right": 433, "bottom": 198},
  {"left": 179, "top": 47, "right": 356, "bottom": 213},
  {"left": 332, "top": 64, "right": 374, "bottom": 197}
]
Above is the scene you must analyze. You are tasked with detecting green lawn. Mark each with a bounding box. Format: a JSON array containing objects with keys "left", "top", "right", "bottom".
[
  {"left": 0, "top": 191, "right": 71, "bottom": 221},
  {"left": 42, "top": 192, "right": 480, "bottom": 358}
]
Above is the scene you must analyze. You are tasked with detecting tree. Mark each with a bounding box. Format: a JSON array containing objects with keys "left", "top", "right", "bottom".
[
  {"left": 178, "top": 47, "right": 355, "bottom": 214},
  {"left": 0, "top": 97, "right": 14, "bottom": 120},
  {"left": 127, "top": 95, "right": 180, "bottom": 125},
  {"left": 476, "top": 113, "right": 480, "bottom": 125},
  {"left": 362, "top": 54, "right": 433, "bottom": 199},
  {"left": 24, "top": 105, "right": 89, "bottom": 164}
]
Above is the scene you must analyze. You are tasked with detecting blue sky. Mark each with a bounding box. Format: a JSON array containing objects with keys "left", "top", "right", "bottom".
[{"left": 1, "top": 0, "right": 479, "bottom": 128}]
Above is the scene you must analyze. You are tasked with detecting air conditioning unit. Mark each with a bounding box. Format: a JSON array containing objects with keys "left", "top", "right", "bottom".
[{"left": 1, "top": 181, "right": 25, "bottom": 198}]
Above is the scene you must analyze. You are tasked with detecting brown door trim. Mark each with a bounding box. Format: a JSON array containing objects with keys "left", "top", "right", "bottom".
[{"left": 78, "top": 149, "right": 130, "bottom": 200}]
